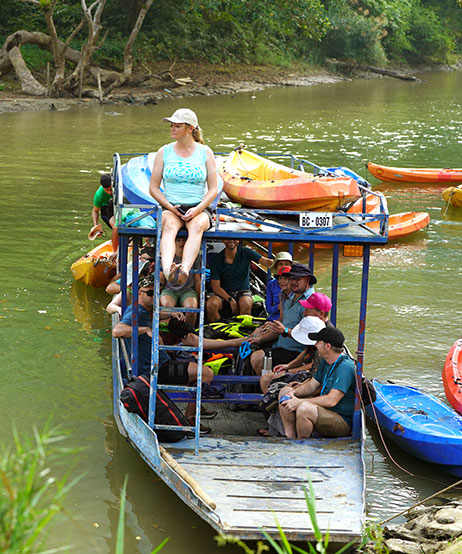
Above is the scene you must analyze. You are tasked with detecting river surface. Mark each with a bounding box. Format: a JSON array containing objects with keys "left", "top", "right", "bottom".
[{"left": 1, "top": 70, "right": 462, "bottom": 553}]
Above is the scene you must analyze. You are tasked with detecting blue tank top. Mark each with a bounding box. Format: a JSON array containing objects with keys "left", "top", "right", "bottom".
[{"left": 162, "top": 143, "right": 207, "bottom": 205}]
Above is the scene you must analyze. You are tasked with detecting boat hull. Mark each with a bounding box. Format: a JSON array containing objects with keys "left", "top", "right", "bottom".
[
  {"left": 367, "top": 163, "right": 462, "bottom": 184},
  {"left": 443, "top": 339, "right": 462, "bottom": 415},
  {"left": 70, "top": 240, "right": 116, "bottom": 288},
  {"left": 366, "top": 380, "right": 462, "bottom": 477},
  {"left": 442, "top": 186, "right": 462, "bottom": 207},
  {"left": 365, "top": 211, "right": 429, "bottom": 240},
  {"left": 220, "top": 150, "right": 361, "bottom": 211}
]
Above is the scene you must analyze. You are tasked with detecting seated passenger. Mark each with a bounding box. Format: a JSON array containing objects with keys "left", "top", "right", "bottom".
[
  {"left": 249, "top": 263, "right": 316, "bottom": 375},
  {"left": 279, "top": 326, "right": 356, "bottom": 439},
  {"left": 160, "top": 237, "right": 201, "bottom": 327},
  {"left": 206, "top": 239, "right": 273, "bottom": 322},
  {"left": 112, "top": 276, "right": 214, "bottom": 427},
  {"left": 265, "top": 252, "right": 293, "bottom": 321}
]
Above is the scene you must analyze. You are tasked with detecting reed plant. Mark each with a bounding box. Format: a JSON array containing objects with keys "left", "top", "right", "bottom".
[{"left": 0, "top": 425, "right": 82, "bottom": 554}]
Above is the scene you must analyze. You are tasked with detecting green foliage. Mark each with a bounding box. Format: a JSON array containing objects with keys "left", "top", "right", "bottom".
[
  {"left": 0, "top": 426, "right": 82, "bottom": 554},
  {"left": 20, "top": 44, "right": 53, "bottom": 69}
]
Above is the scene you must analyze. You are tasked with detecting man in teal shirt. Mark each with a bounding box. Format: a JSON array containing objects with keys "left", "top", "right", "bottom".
[{"left": 279, "top": 326, "right": 356, "bottom": 438}]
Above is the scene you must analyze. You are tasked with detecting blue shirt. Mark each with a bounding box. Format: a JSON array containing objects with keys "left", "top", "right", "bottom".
[
  {"left": 162, "top": 142, "right": 207, "bottom": 205},
  {"left": 121, "top": 305, "right": 170, "bottom": 375},
  {"left": 313, "top": 354, "right": 356, "bottom": 428},
  {"left": 266, "top": 278, "right": 281, "bottom": 320},
  {"left": 275, "top": 287, "right": 314, "bottom": 351}
]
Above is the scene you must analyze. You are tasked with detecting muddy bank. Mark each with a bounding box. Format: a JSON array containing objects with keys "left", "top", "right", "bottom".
[{"left": 0, "top": 62, "right": 356, "bottom": 114}]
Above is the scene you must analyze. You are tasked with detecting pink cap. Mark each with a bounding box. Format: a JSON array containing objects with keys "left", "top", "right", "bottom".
[{"left": 299, "top": 292, "right": 332, "bottom": 313}]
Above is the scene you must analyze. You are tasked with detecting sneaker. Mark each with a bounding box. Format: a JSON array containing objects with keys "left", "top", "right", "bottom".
[
  {"left": 200, "top": 406, "right": 218, "bottom": 419},
  {"left": 187, "top": 417, "right": 211, "bottom": 435}
]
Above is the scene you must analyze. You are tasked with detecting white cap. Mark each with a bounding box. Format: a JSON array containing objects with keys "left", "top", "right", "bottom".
[
  {"left": 291, "top": 316, "right": 326, "bottom": 345},
  {"left": 163, "top": 108, "right": 198, "bottom": 128}
]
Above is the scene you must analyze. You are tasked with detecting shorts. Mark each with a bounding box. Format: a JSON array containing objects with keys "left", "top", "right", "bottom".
[
  {"left": 270, "top": 347, "right": 301, "bottom": 367},
  {"left": 101, "top": 200, "right": 114, "bottom": 228},
  {"left": 314, "top": 406, "right": 351, "bottom": 437},
  {"left": 158, "top": 359, "right": 190, "bottom": 385},
  {"left": 160, "top": 289, "right": 198, "bottom": 304},
  {"left": 175, "top": 204, "right": 213, "bottom": 229}
]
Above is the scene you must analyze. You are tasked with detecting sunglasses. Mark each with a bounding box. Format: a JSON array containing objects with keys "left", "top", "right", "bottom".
[{"left": 140, "top": 289, "right": 154, "bottom": 296}]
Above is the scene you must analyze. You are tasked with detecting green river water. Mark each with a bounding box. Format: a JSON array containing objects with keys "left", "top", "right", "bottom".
[{"left": 1, "top": 70, "right": 462, "bottom": 553}]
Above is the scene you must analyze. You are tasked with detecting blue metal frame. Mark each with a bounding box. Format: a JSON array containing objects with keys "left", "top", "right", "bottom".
[{"left": 111, "top": 151, "right": 388, "bottom": 450}]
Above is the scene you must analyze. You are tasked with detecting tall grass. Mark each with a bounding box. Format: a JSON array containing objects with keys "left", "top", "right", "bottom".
[{"left": 0, "top": 426, "right": 82, "bottom": 554}]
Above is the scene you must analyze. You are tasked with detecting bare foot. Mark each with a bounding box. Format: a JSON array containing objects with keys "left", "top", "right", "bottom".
[
  {"left": 176, "top": 265, "right": 189, "bottom": 286},
  {"left": 167, "top": 262, "right": 181, "bottom": 282}
]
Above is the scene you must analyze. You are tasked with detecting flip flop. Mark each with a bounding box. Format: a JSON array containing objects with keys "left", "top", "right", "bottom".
[{"left": 257, "top": 428, "right": 270, "bottom": 437}]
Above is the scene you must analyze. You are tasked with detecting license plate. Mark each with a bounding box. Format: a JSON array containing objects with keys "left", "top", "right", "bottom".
[{"left": 299, "top": 212, "right": 333, "bottom": 228}]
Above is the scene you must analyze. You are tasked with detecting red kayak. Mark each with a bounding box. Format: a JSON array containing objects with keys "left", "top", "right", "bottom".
[{"left": 443, "top": 339, "right": 462, "bottom": 415}]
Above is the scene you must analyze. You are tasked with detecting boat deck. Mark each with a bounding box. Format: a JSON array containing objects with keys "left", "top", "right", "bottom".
[{"left": 166, "top": 434, "right": 364, "bottom": 541}]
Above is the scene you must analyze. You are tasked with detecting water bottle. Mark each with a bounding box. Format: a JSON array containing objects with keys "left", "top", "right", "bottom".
[{"left": 262, "top": 351, "right": 273, "bottom": 375}]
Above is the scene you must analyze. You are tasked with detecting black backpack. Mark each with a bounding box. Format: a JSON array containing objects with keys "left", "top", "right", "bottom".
[{"left": 120, "top": 375, "right": 191, "bottom": 442}]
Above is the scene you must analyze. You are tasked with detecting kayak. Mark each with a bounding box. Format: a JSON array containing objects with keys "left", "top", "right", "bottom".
[
  {"left": 219, "top": 149, "right": 361, "bottom": 211},
  {"left": 345, "top": 191, "right": 387, "bottom": 214},
  {"left": 366, "top": 379, "right": 462, "bottom": 477},
  {"left": 365, "top": 211, "right": 429, "bottom": 240},
  {"left": 70, "top": 240, "right": 117, "bottom": 288},
  {"left": 442, "top": 185, "right": 462, "bottom": 207},
  {"left": 367, "top": 162, "right": 462, "bottom": 184},
  {"left": 443, "top": 339, "right": 462, "bottom": 415}
]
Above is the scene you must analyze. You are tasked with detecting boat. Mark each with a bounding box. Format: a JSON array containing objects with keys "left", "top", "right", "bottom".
[
  {"left": 219, "top": 149, "right": 361, "bottom": 211},
  {"left": 70, "top": 240, "right": 116, "bottom": 288},
  {"left": 110, "top": 151, "right": 390, "bottom": 543},
  {"left": 442, "top": 185, "right": 462, "bottom": 207},
  {"left": 366, "top": 380, "right": 462, "bottom": 478},
  {"left": 443, "top": 339, "right": 462, "bottom": 415},
  {"left": 367, "top": 162, "right": 462, "bottom": 184},
  {"left": 364, "top": 211, "right": 429, "bottom": 240}
]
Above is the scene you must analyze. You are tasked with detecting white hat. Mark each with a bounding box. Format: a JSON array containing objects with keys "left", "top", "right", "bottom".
[
  {"left": 291, "top": 316, "right": 326, "bottom": 345},
  {"left": 163, "top": 108, "right": 198, "bottom": 128},
  {"left": 270, "top": 251, "right": 293, "bottom": 271}
]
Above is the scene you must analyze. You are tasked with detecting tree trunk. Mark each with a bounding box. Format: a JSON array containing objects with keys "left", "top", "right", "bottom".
[{"left": 8, "top": 45, "right": 46, "bottom": 95}]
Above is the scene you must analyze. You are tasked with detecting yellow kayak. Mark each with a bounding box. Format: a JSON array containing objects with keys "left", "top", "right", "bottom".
[
  {"left": 442, "top": 186, "right": 462, "bottom": 207},
  {"left": 70, "top": 240, "right": 117, "bottom": 288}
]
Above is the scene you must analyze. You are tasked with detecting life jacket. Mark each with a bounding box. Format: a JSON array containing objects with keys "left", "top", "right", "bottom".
[{"left": 203, "top": 352, "right": 233, "bottom": 375}]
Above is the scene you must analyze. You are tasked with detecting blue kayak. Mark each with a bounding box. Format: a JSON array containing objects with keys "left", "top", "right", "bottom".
[
  {"left": 120, "top": 153, "right": 224, "bottom": 210},
  {"left": 366, "top": 380, "right": 462, "bottom": 477}
]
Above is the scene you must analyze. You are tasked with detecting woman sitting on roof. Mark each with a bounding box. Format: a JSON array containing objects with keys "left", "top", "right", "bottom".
[{"left": 149, "top": 108, "right": 218, "bottom": 287}]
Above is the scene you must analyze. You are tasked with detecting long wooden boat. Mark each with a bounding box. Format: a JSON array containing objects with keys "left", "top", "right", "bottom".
[
  {"left": 110, "top": 151, "right": 392, "bottom": 542},
  {"left": 443, "top": 339, "right": 462, "bottom": 415},
  {"left": 442, "top": 185, "right": 462, "bottom": 207},
  {"left": 367, "top": 162, "right": 462, "bottom": 184},
  {"left": 219, "top": 149, "right": 361, "bottom": 211},
  {"left": 70, "top": 240, "right": 116, "bottom": 288},
  {"left": 366, "top": 380, "right": 462, "bottom": 477}
]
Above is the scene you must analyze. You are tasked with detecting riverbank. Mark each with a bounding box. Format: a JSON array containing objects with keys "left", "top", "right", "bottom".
[{"left": 2, "top": 60, "right": 457, "bottom": 115}]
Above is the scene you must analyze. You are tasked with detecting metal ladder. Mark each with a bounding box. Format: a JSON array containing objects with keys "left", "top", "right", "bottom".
[{"left": 148, "top": 222, "right": 208, "bottom": 455}]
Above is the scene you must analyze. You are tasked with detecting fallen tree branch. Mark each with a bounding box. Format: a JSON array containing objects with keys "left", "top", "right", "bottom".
[{"left": 328, "top": 59, "right": 420, "bottom": 81}]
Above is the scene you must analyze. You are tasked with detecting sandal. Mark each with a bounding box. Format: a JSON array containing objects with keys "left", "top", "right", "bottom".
[
  {"left": 257, "top": 428, "right": 271, "bottom": 437},
  {"left": 200, "top": 406, "right": 218, "bottom": 419}
]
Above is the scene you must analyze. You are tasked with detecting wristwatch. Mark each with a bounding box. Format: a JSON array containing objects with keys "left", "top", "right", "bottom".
[
  {"left": 227, "top": 296, "right": 233, "bottom": 303},
  {"left": 282, "top": 327, "right": 289, "bottom": 337}
]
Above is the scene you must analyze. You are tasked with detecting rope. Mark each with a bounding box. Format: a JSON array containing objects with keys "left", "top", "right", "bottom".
[{"left": 443, "top": 191, "right": 454, "bottom": 215}]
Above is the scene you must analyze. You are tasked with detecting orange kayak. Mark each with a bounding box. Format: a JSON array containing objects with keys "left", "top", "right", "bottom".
[
  {"left": 442, "top": 185, "right": 462, "bottom": 207},
  {"left": 70, "top": 240, "right": 117, "bottom": 288},
  {"left": 443, "top": 339, "right": 462, "bottom": 415},
  {"left": 346, "top": 191, "right": 386, "bottom": 214},
  {"left": 365, "top": 211, "right": 429, "bottom": 240},
  {"left": 367, "top": 162, "right": 462, "bottom": 184},
  {"left": 219, "top": 149, "right": 361, "bottom": 211}
]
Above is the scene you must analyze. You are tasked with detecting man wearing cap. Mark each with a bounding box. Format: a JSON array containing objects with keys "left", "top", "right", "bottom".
[
  {"left": 250, "top": 262, "right": 316, "bottom": 375},
  {"left": 265, "top": 252, "right": 293, "bottom": 321},
  {"left": 113, "top": 276, "right": 214, "bottom": 389},
  {"left": 206, "top": 239, "right": 273, "bottom": 322},
  {"left": 279, "top": 326, "right": 356, "bottom": 439}
]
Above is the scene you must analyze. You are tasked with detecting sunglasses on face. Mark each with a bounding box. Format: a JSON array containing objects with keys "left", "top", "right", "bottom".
[{"left": 140, "top": 289, "right": 154, "bottom": 296}]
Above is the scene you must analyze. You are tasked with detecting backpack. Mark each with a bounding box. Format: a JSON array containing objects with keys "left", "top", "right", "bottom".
[{"left": 120, "top": 375, "right": 191, "bottom": 442}]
